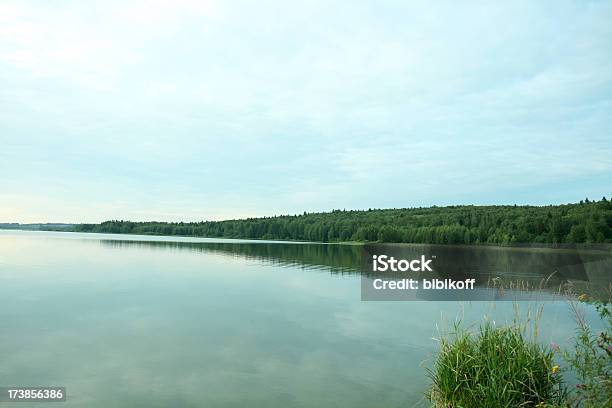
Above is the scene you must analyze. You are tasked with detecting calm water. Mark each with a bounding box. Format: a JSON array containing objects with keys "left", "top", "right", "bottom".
[{"left": 0, "top": 231, "right": 609, "bottom": 407}]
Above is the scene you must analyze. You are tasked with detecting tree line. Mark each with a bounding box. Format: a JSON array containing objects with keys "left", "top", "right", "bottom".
[{"left": 75, "top": 198, "right": 612, "bottom": 244}]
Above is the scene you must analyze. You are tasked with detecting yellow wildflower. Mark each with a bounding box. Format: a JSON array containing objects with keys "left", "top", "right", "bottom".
[
  {"left": 578, "top": 294, "right": 588, "bottom": 302},
  {"left": 551, "top": 365, "right": 559, "bottom": 374}
]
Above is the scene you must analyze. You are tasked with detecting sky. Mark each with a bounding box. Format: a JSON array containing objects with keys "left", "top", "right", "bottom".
[{"left": 1, "top": 0, "right": 611, "bottom": 223}]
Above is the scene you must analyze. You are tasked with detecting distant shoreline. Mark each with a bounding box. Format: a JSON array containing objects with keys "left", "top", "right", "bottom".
[
  {"left": 2, "top": 228, "right": 610, "bottom": 253},
  {"left": 68, "top": 200, "right": 612, "bottom": 246},
  {"left": 3, "top": 199, "right": 611, "bottom": 247}
]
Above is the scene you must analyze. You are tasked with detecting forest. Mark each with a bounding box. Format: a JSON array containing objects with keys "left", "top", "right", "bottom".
[{"left": 75, "top": 198, "right": 612, "bottom": 244}]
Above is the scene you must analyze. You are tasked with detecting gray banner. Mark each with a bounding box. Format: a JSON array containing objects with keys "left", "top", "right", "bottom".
[{"left": 359, "top": 243, "right": 611, "bottom": 301}]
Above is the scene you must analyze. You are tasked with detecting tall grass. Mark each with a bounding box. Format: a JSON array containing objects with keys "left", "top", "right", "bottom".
[
  {"left": 428, "top": 320, "right": 565, "bottom": 407},
  {"left": 427, "top": 288, "right": 612, "bottom": 407},
  {"left": 561, "top": 295, "right": 612, "bottom": 407}
]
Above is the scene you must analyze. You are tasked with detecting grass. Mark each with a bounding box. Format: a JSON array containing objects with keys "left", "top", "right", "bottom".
[
  {"left": 561, "top": 295, "right": 612, "bottom": 407},
  {"left": 427, "top": 320, "right": 565, "bottom": 408},
  {"left": 427, "top": 292, "right": 612, "bottom": 407}
]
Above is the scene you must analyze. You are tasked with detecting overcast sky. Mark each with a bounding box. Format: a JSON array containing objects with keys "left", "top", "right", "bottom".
[{"left": 1, "top": 0, "right": 611, "bottom": 223}]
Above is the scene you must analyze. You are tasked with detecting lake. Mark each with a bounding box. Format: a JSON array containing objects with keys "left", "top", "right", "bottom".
[{"left": 0, "top": 231, "right": 609, "bottom": 407}]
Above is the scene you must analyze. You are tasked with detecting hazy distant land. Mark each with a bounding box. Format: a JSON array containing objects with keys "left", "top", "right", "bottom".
[{"left": 0, "top": 223, "right": 74, "bottom": 231}]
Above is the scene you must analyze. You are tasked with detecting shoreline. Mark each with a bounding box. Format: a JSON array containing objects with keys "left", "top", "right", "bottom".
[{"left": 2, "top": 228, "right": 610, "bottom": 253}]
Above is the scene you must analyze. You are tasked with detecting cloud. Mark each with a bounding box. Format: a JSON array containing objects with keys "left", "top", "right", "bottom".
[{"left": 1, "top": 0, "right": 611, "bottom": 222}]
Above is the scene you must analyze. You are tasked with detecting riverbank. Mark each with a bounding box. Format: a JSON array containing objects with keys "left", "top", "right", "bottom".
[{"left": 72, "top": 200, "right": 611, "bottom": 245}]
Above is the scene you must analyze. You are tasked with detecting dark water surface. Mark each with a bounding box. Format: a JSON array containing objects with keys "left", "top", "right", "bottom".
[{"left": 0, "top": 231, "right": 609, "bottom": 407}]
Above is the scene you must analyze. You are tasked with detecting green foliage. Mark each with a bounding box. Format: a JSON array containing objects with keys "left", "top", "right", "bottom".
[
  {"left": 75, "top": 199, "right": 612, "bottom": 244},
  {"left": 561, "top": 297, "right": 612, "bottom": 407},
  {"left": 428, "top": 296, "right": 612, "bottom": 408},
  {"left": 428, "top": 322, "right": 565, "bottom": 408}
]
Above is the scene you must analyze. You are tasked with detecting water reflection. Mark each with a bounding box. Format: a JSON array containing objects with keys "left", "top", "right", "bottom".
[
  {"left": 98, "top": 239, "right": 611, "bottom": 299},
  {"left": 0, "top": 232, "right": 609, "bottom": 407},
  {"left": 98, "top": 239, "right": 364, "bottom": 274}
]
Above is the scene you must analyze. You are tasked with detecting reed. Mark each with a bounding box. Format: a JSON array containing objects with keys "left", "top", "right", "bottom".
[{"left": 428, "top": 318, "right": 565, "bottom": 407}]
